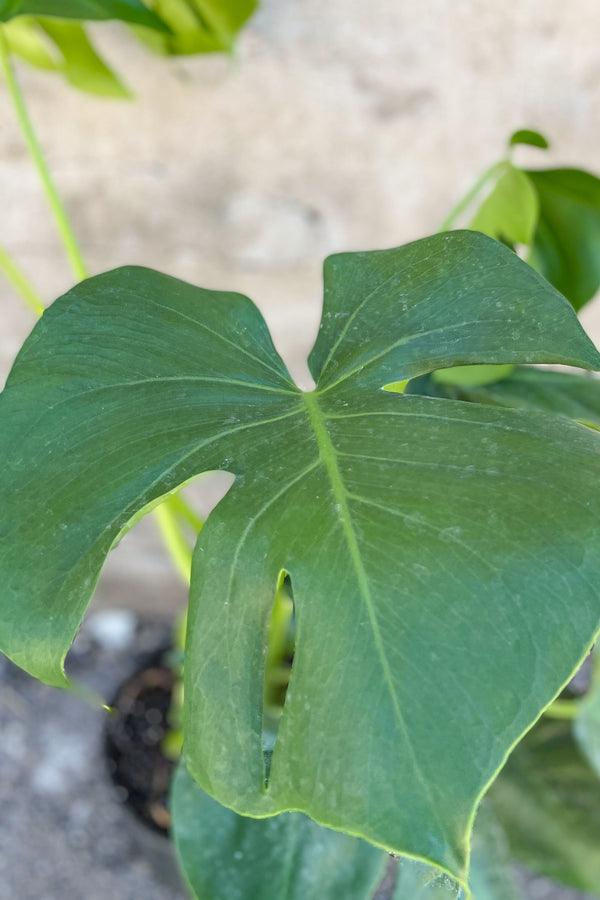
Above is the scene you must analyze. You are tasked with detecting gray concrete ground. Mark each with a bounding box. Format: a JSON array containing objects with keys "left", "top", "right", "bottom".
[{"left": 0, "top": 618, "right": 188, "bottom": 900}]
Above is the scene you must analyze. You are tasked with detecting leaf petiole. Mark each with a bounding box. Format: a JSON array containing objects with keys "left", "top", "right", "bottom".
[
  {"left": 153, "top": 499, "right": 194, "bottom": 586},
  {"left": 438, "top": 160, "right": 507, "bottom": 232},
  {"left": 0, "top": 241, "right": 44, "bottom": 315}
]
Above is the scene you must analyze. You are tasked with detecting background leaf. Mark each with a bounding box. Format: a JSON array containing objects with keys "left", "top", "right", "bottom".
[
  {"left": 469, "top": 165, "right": 538, "bottom": 246},
  {"left": 2, "top": 15, "right": 60, "bottom": 67},
  {"left": 408, "top": 367, "right": 600, "bottom": 430},
  {"left": 488, "top": 718, "right": 600, "bottom": 894},
  {"left": 137, "top": 0, "right": 257, "bottom": 54},
  {"left": 508, "top": 129, "right": 549, "bottom": 150},
  {"left": 2, "top": 234, "right": 600, "bottom": 884},
  {"left": 171, "top": 759, "right": 386, "bottom": 900},
  {"left": 431, "top": 364, "right": 515, "bottom": 389},
  {"left": 0, "top": 0, "right": 169, "bottom": 31},
  {"left": 527, "top": 168, "right": 600, "bottom": 310},
  {"left": 37, "top": 18, "right": 129, "bottom": 95}
]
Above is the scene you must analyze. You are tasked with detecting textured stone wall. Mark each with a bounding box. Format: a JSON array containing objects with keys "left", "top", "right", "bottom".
[{"left": 1, "top": 0, "right": 599, "bottom": 615}]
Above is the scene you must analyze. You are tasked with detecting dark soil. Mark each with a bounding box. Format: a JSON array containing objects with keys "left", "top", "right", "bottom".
[{"left": 105, "top": 650, "right": 176, "bottom": 835}]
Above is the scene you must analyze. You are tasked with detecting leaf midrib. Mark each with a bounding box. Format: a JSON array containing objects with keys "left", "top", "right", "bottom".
[{"left": 301, "top": 389, "right": 452, "bottom": 855}]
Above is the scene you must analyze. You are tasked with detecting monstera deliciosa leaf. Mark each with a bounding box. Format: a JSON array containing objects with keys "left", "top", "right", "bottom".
[{"left": 2, "top": 231, "right": 600, "bottom": 887}]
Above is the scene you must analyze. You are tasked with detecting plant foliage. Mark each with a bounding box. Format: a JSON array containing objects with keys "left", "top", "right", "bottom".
[
  {"left": 462, "top": 133, "right": 600, "bottom": 311},
  {"left": 2, "top": 231, "right": 600, "bottom": 886}
]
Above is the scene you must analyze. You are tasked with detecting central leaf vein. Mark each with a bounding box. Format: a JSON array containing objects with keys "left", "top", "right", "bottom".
[{"left": 301, "top": 390, "right": 448, "bottom": 840}]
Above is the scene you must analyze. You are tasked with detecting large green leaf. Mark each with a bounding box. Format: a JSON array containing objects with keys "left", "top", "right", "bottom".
[
  {"left": 2, "top": 232, "right": 600, "bottom": 885},
  {"left": 0, "top": 0, "right": 169, "bottom": 31},
  {"left": 527, "top": 168, "right": 600, "bottom": 310},
  {"left": 171, "top": 759, "right": 386, "bottom": 900},
  {"left": 488, "top": 718, "right": 600, "bottom": 894},
  {"left": 408, "top": 366, "right": 600, "bottom": 430},
  {"left": 137, "top": 0, "right": 257, "bottom": 55}
]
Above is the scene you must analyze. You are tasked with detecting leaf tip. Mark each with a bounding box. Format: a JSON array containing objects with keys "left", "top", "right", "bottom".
[{"left": 509, "top": 128, "right": 550, "bottom": 150}]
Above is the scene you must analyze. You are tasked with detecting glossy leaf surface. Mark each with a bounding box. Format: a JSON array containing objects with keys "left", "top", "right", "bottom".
[
  {"left": 489, "top": 718, "right": 600, "bottom": 893},
  {"left": 172, "top": 759, "right": 386, "bottom": 900},
  {"left": 0, "top": 0, "right": 168, "bottom": 30},
  {"left": 2, "top": 232, "right": 600, "bottom": 884},
  {"left": 527, "top": 168, "right": 600, "bottom": 310}
]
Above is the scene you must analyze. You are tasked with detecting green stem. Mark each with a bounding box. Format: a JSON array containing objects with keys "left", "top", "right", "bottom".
[
  {"left": 0, "top": 30, "right": 198, "bottom": 609},
  {"left": 0, "top": 242, "right": 44, "bottom": 315},
  {"left": 438, "top": 160, "right": 507, "bottom": 232},
  {"left": 169, "top": 492, "right": 204, "bottom": 533},
  {"left": 543, "top": 698, "right": 579, "bottom": 721},
  {"left": 153, "top": 500, "right": 193, "bottom": 586},
  {"left": 0, "top": 30, "right": 88, "bottom": 283}
]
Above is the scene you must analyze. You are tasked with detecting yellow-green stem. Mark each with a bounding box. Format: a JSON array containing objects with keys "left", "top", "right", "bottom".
[
  {"left": 0, "top": 29, "right": 88, "bottom": 283},
  {"left": 153, "top": 501, "right": 193, "bottom": 586},
  {"left": 0, "top": 242, "right": 44, "bottom": 314}
]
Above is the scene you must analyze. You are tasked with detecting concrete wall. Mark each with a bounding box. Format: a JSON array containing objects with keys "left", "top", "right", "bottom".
[{"left": 1, "top": 0, "right": 599, "bottom": 616}]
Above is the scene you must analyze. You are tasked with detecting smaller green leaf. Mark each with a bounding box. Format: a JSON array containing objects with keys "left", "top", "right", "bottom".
[
  {"left": 408, "top": 366, "right": 600, "bottom": 431},
  {"left": 574, "top": 644, "right": 600, "bottom": 779},
  {"left": 1, "top": 15, "right": 60, "bottom": 68},
  {"left": 469, "top": 165, "right": 539, "bottom": 246},
  {"left": 527, "top": 168, "right": 600, "bottom": 310},
  {"left": 171, "top": 759, "right": 386, "bottom": 900},
  {"left": 432, "top": 364, "right": 515, "bottom": 389},
  {"left": 137, "top": 0, "right": 256, "bottom": 55},
  {"left": 509, "top": 129, "right": 549, "bottom": 150},
  {"left": 488, "top": 718, "right": 600, "bottom": 894},
  {"left": 38, "top": 18, "right": 130, "bottom": 96},
  {"left": 0, "top": 0, "right": 169, "bottom": 32}
]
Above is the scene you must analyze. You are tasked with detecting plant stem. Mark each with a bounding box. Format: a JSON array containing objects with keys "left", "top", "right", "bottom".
[
  {"left": 0, "top": 30, "right": 88, "bottom": 283},
  {"left": 169, "top": 492, "right": 204, "bottom": 533},
  {"left": 438, "top": 160, "right": 507, "bottom": 232},
  {"left": 153, "top": 500, "right": 193, "bottom": 586},
  {"left": 543, "top": 698, "right": 579, "bottom": 720},
  {"left": 0, "top": 242, "right": 44, "bottom": 315}
]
